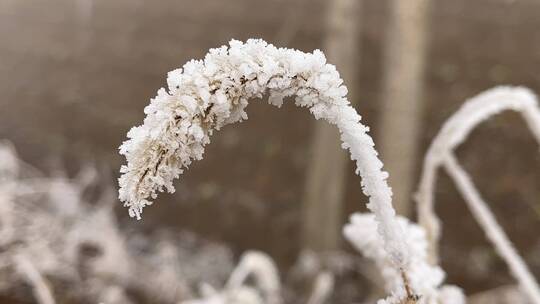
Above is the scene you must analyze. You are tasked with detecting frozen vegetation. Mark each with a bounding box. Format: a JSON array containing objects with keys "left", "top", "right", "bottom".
[
  {"left": 1, "top": 39, "right": 539, "bottom": 304},
  {"left": 118, "top": 39, "right": 413, "bottom": 302},
  {"left": 0, "top": 142, "right": 235, "bottom": 303},
  {"left": 118, "top": 39, "right": 540, "bottom": 303}
]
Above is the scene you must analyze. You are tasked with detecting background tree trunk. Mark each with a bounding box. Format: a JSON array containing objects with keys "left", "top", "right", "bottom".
[
  {"left": 377, "top": 0, "right": 431, "bottom": 216},
  {"left": 301, "top": 0, "right": 361, "bottom": 252}
]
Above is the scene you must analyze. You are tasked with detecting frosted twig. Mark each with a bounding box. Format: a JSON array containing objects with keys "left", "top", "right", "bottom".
[
  {"left": 415, "top": 86, "right": 540, "bottom": 303},
  {"left": 443, "top": 153, "right": 540, "bottom": 303},
  {"left": 118, "top": 39, "right": 410, "bottom": 279},
  {"left": 344, "top": 213, "right": 465, "bottom": 304},
  {"left": 14, "top": 254, "right": 56, "bottom": 304},
  {"left": 416, "top": 86, "right": 540, "bottom": 262}
]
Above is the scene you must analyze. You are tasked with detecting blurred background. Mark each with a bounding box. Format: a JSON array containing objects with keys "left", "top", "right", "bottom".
[{"left": 1, "top": 0, "right": 540, "bottom": 303}]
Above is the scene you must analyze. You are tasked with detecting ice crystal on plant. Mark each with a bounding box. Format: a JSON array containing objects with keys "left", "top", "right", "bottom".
[
  {"left": 344, "top": 213, "right": 465, "bottom": 304},
  {"left": 118, "top": 39, "right": 410, "bottom": 277},
  {"left": 416, "top": 86, "right": 540, "bottom": 303}
]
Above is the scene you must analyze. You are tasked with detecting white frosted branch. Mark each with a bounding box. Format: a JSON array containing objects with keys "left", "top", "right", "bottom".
[
  {"left": 416, "top": 86, "right": 540, "bottom": 262},
  {"left": 118, "top": 39, "right": 409, "bottom": 273},
  {"left": 442, "top": 153, "right": 540, "bottom": 303},
  {"left": 344, "top": 213, "right": 465, "bottom": 304},
  {"left": 14, "top": 254, "right": 56, "bottom": 304},
  {"left": 415, "top": 86, "right": 540, "bottom": 303}
]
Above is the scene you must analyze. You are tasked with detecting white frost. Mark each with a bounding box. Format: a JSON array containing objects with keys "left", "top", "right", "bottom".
[
  {"left": 415, "top": 86, "right": 540, "bottom": 303},
  {"left": 344, "top": 213, "right": 465, "bottom": 304},
  {"left": 118, "top": 39, "right": 410, "bottom": 274}
]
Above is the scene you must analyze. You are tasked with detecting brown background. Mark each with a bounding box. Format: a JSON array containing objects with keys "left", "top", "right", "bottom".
[{"left": 1, "top": 0, "right": 539, "bottom": 298}]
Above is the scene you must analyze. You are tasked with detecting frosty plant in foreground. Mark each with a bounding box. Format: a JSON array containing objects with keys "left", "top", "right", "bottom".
[
  {"left": 416, "top": 86, "right": 540, "bottom": 303},
  {"left": 344, "top": 213, "right": 465, "bottom": 304},
  {"left": 118, "top": 39, "right": 416, "bottom": 302}
]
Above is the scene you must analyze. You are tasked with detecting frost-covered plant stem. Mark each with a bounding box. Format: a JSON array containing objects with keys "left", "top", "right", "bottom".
[
  {"left": 416, "top": 86, "right": 540, "bottom": 262},
  {"left": 118, "top": 39, "right": 412, "bottom": 296},
  {"left": 14, "top": 255, "right": 56, "bottom": 304},
  {"left": 416, "top": 86, "right": 540, "bottom": 303},
  {"left": 344, "top": 213, "right": 465, "bottom": 304},
  {"left": 442, "top": 153, "right": 540, "bottom": 303}
]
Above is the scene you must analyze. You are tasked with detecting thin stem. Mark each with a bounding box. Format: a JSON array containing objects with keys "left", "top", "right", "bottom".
[
  {"left": 14, "top": 255, "right": 56, "bottom": 304},
  {"left": 443, "top": 153, "right": 540, "bottom": 303}
]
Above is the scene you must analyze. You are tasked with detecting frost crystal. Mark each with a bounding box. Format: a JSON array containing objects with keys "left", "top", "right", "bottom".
[
  {"left": 417, "top": 86, "right": 540, "bottom": 261},
  {"left": 416, "top": 86, "right": 540, "bottom": 303},
  {"left": 118, "top": 39, "right": 409, "bottom": 272},
  {"left": 344, "top": 213, "right": 465, "bottom": 304}
]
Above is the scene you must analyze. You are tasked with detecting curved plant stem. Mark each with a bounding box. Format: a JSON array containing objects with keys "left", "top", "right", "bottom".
[
  {"left": 14, "top": 255, "right": 56, "bottom": 304},
  {"left": 443, "top": 153, "right": 540, "bottom": 303},
  {"left": 416, "top": 86, "right": 540, "bottom": 263}
]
